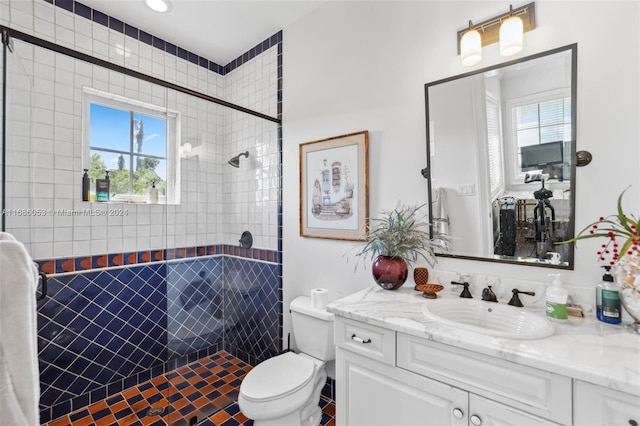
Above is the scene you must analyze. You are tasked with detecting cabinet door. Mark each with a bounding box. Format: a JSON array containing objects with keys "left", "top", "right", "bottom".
[
  {"left": 574, "top": 380, "right": 640, "bottom": 426},
  {"left": 336, "top": 347, "right": 468, "bottom": 426},
  {"left": 469, "top": 394, "right": 561, "bottom": 426}
]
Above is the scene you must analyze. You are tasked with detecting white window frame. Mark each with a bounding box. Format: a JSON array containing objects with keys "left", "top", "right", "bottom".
[
  {"left": 82, "top": 87, "right": 181, "bottom": 204},
  {"left": 485, "top": 92, "right": 504, "bottom": 202}
]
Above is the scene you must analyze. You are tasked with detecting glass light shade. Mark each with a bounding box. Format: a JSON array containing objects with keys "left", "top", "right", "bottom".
[
  {"left": 460, "top": 29, "right": 482, "bottom": 66},
  {"left": 500, "top": 16, "right": 524, "bottom": 56}
]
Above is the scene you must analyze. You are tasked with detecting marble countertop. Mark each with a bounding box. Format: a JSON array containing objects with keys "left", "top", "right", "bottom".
[{"left": 327, "top": 285, "right": 640, "bottom": 396}]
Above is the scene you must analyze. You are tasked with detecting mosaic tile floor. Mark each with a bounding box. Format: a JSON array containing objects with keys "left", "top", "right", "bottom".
[{"left": 43, "top": 351, "right": 336, "bottom": 426}]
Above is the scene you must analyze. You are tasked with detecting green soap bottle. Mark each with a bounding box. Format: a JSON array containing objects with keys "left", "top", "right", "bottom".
[
  {"left": 545, "top": 274, "right": 568, "bottom": 320},
  {"left": 96, "top": 170, "right": 110, "bottom": 202}
]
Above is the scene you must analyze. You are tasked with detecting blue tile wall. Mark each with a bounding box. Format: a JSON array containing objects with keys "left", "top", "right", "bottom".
[
  {"left": 37, "top": 255, "right": 281, "bottom": 424},
  {"left": 223, "top": 257, "right": 281, "bottom": 366},
  {"left": 166, "top": 257, "right": 225, "bottom": 359},
  {"left": 37, "top": 263, "right": 167, "bottom": 421}
]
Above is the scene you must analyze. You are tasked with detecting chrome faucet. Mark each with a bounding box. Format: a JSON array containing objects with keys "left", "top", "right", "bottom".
[
  {"left": 481, "top": 286, "right": 498, "bottom": 302},
  {"left": 508, "top": 289, "right": 535, "bottom": 307}
]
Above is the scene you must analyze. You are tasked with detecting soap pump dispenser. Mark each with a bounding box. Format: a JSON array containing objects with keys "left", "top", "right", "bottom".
[
  {"left": 82, "top": 169, "right": 90, "bottom": 201},
  {"left": 545, "top": 274, "right": 568, "bottom": 320},
  {"left": 96, "top": 170, "right": 111, "bottom": 202},
  {"left": 596, "top": 266, "right": 621, "bottom": 324},
  {"left": 149, "top": 181, "right": 159, "bottom": 204}
]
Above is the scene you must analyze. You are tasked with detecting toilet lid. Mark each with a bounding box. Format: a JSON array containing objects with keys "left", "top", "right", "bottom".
[{"left": 241, "top": 352, "right": 316, "bottom": 402}]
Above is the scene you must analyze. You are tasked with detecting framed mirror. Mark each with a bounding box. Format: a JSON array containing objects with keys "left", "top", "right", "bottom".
[{"left": 425, "top": 44, "right": 577, "bottom": 269}]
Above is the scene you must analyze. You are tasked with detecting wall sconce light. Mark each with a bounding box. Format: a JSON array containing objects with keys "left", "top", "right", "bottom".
[
  {"left": 500, "top": 5, "right": 524, "bottom": 56},
  {"left": 457, "top": 2, "right": 536, "bottom": 66},
  {"left": 460, "top": 21, "right": 482, "bottom": 66}
]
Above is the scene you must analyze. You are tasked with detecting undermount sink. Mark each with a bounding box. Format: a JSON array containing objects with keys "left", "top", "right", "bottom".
[{"left": 421, "top": 298, "right": 555, "bottom": 339}]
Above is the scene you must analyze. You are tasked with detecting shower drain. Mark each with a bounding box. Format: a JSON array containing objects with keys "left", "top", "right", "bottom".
[{"left": 147, "top": 406, "right": 165, "bottom": 417}]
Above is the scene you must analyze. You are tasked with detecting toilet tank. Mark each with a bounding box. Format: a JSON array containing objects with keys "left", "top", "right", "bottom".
[{"left": 290, "top": 296, "right": 335, "bottom": 361}]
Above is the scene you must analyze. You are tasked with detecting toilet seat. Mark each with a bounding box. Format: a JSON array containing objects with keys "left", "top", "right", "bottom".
[{"left": 240, "top": 352, "right": 316, "bottom": 402}]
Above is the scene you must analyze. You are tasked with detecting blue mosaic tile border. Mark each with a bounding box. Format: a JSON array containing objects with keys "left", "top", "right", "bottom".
[
  {"left": 47, "top": 0, "right": 282, "bottom": 75},
  {"left": 35, "top": 244, "right": 280, "bottom": 275}
]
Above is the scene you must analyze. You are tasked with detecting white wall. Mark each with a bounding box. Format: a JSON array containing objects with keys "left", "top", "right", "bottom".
[{"left": 282, "top": 1, "right": 640, "bottom": 343}]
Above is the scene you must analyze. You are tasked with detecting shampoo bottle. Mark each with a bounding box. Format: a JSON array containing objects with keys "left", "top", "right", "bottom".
[
  {"left": 596, "top": 266, "right": 621, "bottom": 324},
  {"left": 82, "top": 169, "right": 90, "bottom": 201},
  {"left": 149, "top": 181, "right": 159, "bottom": 204},
  {"left": 545, "top": 274, "right": 568, "bottom": 320},
  {"left": 96, "top": 170, "right": 110, "bottom": 202}
]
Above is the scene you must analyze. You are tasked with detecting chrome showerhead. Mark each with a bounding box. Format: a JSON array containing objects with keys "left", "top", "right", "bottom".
[{"left": 228, "top": 151, "right": 249, "bottom": 168}]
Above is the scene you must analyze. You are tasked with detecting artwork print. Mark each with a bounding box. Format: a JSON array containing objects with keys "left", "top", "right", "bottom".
[{"left": 300, "top": 131, "right": 368, "bottom": 240}]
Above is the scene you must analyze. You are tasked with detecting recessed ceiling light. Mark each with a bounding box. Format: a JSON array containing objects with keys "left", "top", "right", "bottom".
[{"left": 144, "top": 0, "right": 172, "bottom": 13}]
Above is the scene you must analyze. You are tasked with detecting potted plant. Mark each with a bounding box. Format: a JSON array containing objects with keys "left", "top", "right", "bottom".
[
  {"left": 560, "top": 187, "right": 640, "bottom": 332},
  {"left": 337, "top": 199, "right": 351, "bottom": 215},
  {"left": 342, "top": 165, "right": 354, "bottom": 198},
  {"left": 354, "top": 203, "right": 447, "bottom": 290}
]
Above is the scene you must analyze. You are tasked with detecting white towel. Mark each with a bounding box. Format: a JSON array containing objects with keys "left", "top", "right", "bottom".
[
  {"left": 0, "top": 232, "right": 40, "bottom": 426},
  {"left": 431, "top": 187, "right": 449, "bottom": 237}
]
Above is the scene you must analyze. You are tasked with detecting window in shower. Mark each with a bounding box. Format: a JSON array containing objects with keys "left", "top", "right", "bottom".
[{"left": 82, "top": 87, "right": 181, "bottom": 204}]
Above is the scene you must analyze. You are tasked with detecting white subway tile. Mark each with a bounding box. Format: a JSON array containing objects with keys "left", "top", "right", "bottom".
[
  {"left": 54, "top": 226, "right": 73, "bottom": 242},
  {"left": 107, "top": 238, "right": 123, "bottom": 253},
  {"left": 90, "top": 238, "right": 107, "bottom": 254},
  {"left": 91, "top": 224, "right": 107, "bottom": 240},
  {"left": 73, "top": 225, "right": 91, "bottom": 241},
  {"left": 33, "top": 243, "right": 54, "bottom": 259},
  {"left": 56, "top": 26, "right": 75, "bottom": 48},
  {"left": 73, "top": 240, "right": 91, "bottom": 256},
  {"left": 35, "top": 18, "right": 55, "bottom": 41}
]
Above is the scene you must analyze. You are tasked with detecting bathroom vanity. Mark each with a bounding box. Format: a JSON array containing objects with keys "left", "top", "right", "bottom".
[{"left": 327, "top": 286, "right": 640, "bottom": 426}]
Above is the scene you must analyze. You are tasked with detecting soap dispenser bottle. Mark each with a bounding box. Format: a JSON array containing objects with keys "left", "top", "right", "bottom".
[
  {"left": 149, "top": 181, "right": 159, "bottom": 204},
  {"left": 82, "top": 169, "right": 90, "bottom": 201},
  {"left": 96, "top": 170, "right": 110, "bottom": 202},
  {"left": 596, "top": 266, "right": 621, "bottom": 324},
  {"left": 545, "top": 274, "right": 568, "bottom": 320}
]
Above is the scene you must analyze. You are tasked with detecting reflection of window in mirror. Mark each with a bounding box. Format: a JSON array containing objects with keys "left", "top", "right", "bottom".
[
  {"left": 485, "top": 93, "right": 504, "bottom": 201},
  {"left": 505, "top": 90, "right": 571, "bottom": 186}
]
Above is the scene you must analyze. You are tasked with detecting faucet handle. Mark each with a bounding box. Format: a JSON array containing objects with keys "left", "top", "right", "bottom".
[
  {"left": 451, "top": 281, "right": 472, "bottom": 298},
  {"left": 508, "top": 289, "right": 535, "bottom": 307}
]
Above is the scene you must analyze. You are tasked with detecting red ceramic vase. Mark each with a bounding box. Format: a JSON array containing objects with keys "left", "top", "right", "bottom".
[{"left": 372, "top": 255, "right": 408, "bottom": 290}]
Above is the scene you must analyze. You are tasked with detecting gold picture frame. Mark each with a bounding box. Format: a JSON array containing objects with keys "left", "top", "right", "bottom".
[{"left": 299, "top": 131, "right": 369, "bottom": 240}]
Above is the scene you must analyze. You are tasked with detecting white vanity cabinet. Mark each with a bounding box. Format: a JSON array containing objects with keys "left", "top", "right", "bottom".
[
  {"left": 335, "top": 317, "right": 571, "bottom": 426},
  {"left": 573, "top": 380, "right": 640, "bottom": 426},
  {"left": 336, "top": 347, "right": 468, "bottom": 426}
]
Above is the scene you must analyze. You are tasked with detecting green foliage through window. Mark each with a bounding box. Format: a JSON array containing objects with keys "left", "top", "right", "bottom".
[{"left": 89, "top": 102, "right": 168, "bottom": 200}]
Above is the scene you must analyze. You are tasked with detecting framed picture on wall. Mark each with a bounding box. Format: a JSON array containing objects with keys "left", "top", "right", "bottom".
[{"left": 299, "top": 130, "right": 369, "bottom": 240}]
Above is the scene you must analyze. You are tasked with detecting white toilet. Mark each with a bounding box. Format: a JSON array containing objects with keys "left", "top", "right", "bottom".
[{"left": 238, "top": 295, "right": 334, "bottom": 426}]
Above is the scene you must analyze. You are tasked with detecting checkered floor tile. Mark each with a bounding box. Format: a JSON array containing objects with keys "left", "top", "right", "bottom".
[{"left": 43, "top": 351, "right": 336, "bottom": 426}]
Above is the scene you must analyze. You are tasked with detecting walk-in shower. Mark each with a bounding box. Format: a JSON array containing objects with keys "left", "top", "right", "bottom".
[{"left": 0, "top": 1, "right": 282, "bottom": 423}]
